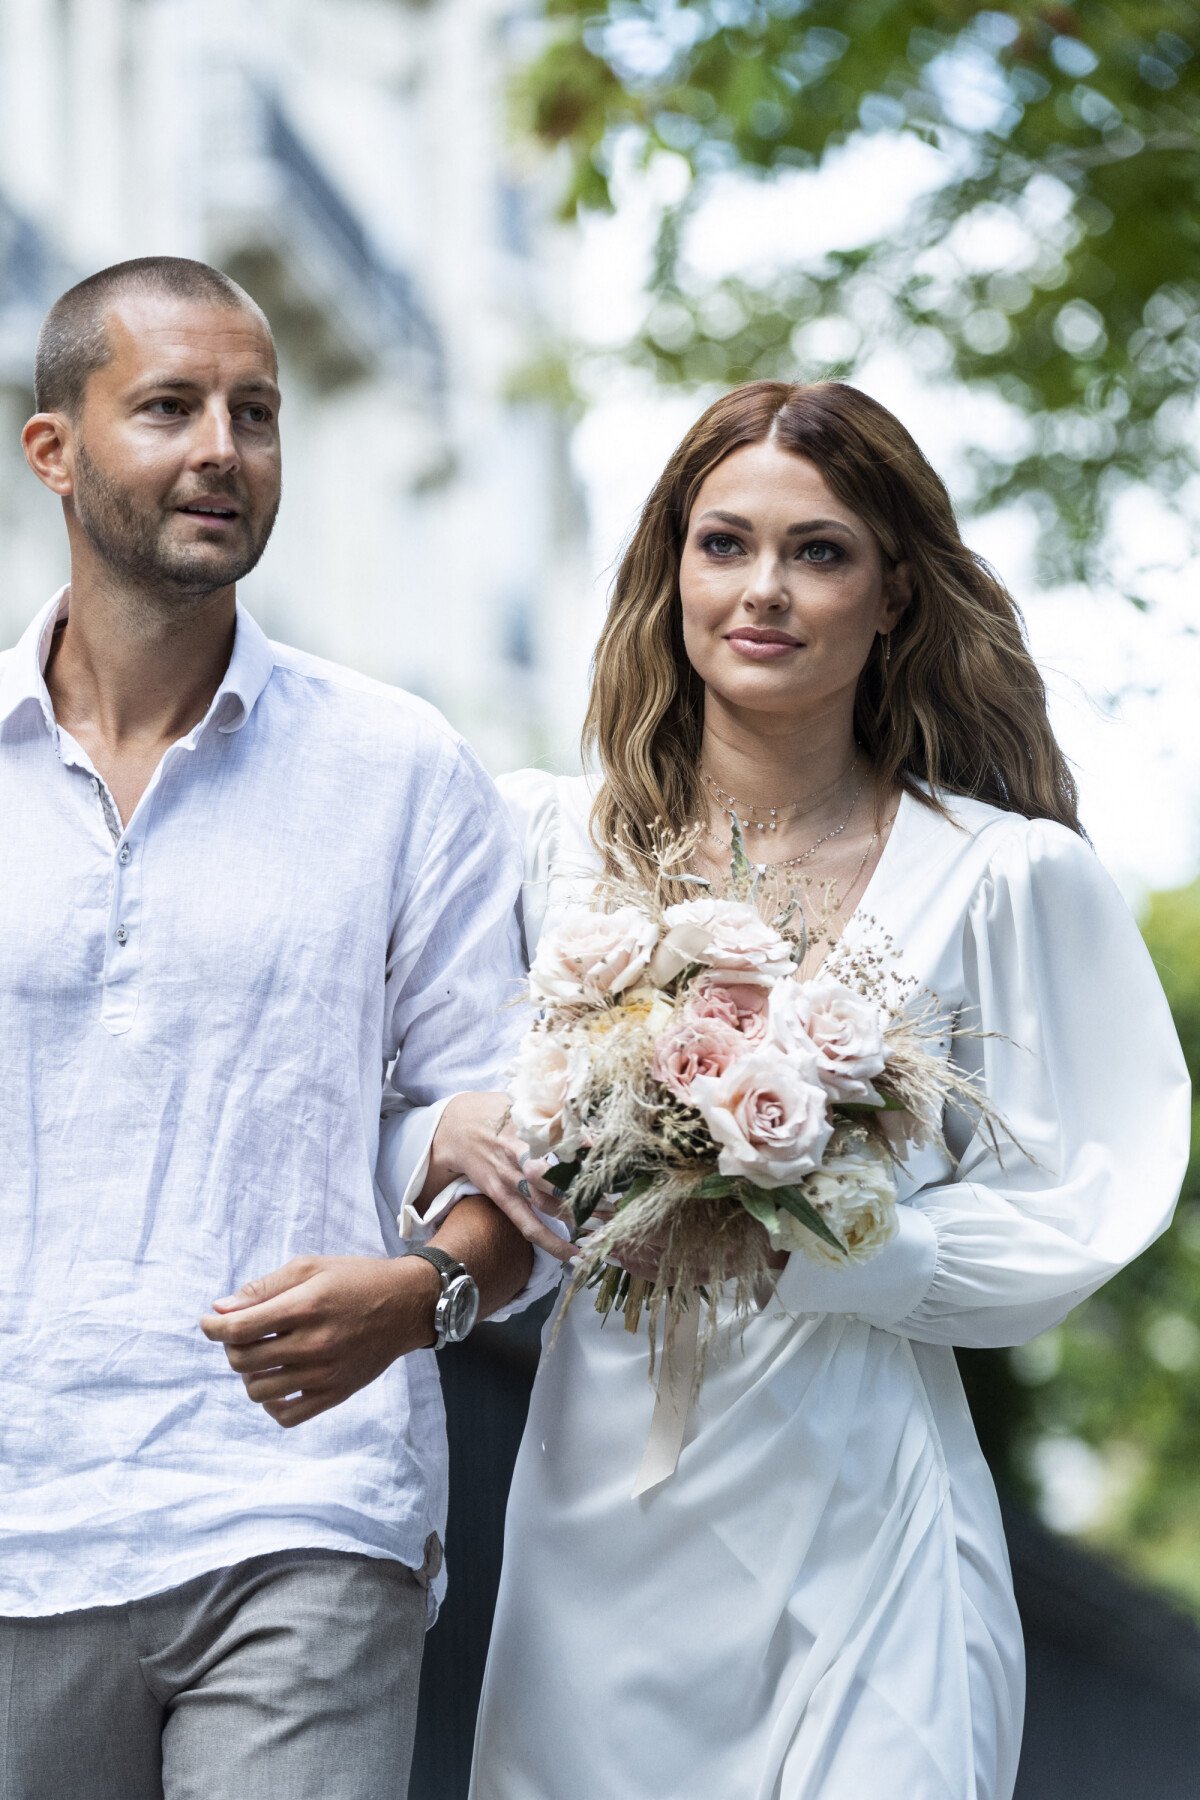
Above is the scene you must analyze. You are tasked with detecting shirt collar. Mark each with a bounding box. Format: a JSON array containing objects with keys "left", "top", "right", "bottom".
[
  {"left": 215, "top": 601, "right": 276, "bottom": 734},
  {"left": 0, "top": 590, "right": 276, "bottom": 739},
  {"left": 0, "top": 589, "right": 68, "bottom": 735}
]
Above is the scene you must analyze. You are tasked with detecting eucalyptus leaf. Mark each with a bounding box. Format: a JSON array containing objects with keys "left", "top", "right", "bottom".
[
  {"left": 735, "top": 1183, "right": 780, "bottom": 1232},
  {"left": 770, "top": 1184, "right": 848, "bottom": 1255}
]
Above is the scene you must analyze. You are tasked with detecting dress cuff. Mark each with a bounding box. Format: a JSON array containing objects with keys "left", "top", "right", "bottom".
[
  {"left": 772, "top": 1203, "right": 939, "bottom": 1328},
  {"left": 378, "top": 1097, "right": 455, "bottom": 1238},
  {"left": 398, "top": 1175, "right": 475, "bottom": 1244}
]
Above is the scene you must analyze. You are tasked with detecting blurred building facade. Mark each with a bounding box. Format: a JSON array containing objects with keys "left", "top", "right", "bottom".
[{"left": 0, "top": 0, "right": 589, "bottom": 770}]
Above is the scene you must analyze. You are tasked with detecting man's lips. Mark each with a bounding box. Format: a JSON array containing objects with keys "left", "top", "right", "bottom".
[{"left": 176, "top": 498, "right": 242, "bottom": 524}]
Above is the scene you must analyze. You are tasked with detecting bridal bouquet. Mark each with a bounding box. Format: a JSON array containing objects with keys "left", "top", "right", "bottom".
[{"left": 510, "top": 831, "right": 978, "bottom": 1349}]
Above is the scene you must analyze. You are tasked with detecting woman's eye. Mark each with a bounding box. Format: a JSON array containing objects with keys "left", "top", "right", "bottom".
[
  {"left": 700, "top": 533, "right": 742, "bottom": 557},
  {"left": 799, "top": 540, "right": 842, "bottom": 564}
]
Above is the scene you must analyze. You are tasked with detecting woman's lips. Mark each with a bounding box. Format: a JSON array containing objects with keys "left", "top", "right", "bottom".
[{"left": 725, "top": 632, "right": 802, "bottom": 661}]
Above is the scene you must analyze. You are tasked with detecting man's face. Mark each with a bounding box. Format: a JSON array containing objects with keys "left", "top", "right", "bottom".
[{"left": 66, "top": 292, "right": 282, "bottom": 598}]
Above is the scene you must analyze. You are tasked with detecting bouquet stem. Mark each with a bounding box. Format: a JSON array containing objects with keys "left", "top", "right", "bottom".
[{"left": 593, "top": 1265, "right": 652, "bottom": 1332}]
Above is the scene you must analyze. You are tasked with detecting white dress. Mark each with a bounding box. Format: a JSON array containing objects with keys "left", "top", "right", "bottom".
[{"left": 470, "top": 772, "right": 1190, "bottom": 1800}]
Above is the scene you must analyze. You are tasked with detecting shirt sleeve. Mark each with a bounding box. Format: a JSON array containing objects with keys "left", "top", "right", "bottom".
[
  {"left": 775, "top": 819, "right": 1192, "bottom": 1346},
  {"left": 374, "top": 743, "right": 563, "bottom": 1311}
]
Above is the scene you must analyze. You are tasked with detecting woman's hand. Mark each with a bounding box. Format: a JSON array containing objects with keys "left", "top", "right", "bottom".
[{"left": 431, "top": 1091, "right": 575, "bottom": 1262}]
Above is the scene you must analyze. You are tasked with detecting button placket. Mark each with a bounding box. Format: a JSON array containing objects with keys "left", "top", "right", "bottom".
[{"left": 103, "top": 826, "right": 142, "bottom": 1035}]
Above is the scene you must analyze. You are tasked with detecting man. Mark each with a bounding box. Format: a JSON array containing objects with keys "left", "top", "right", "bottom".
[{"left": 0, "top": 257, "right": 551, "bottom": 1797}]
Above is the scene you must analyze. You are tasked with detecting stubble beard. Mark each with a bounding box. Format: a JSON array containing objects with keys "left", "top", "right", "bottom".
[{"left": 71, "top": 444, "right": 280, "bottom": 602}]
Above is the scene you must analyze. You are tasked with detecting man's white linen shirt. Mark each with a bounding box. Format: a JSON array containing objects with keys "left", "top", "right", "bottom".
[{"left": 0, "top": 592, "right": 550, "bottom": 1619}]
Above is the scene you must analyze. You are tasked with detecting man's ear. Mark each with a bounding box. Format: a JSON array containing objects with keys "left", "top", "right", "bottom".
[
  {"left": 882, "top": 559, "right": 914, "bottom": 631},
  {"left": 22, "top": 412, "right": 75, "bottom": 498}
]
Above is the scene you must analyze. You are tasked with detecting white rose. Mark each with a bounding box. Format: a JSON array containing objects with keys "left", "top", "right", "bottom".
[
  {"left": 767, "top": 978, "right": 886, "bottom": 1103},
  {"left": 530, "top": 904, "right": 660, "bottom": 1004},
  {"left": 771, "top": 1132, "right": 898, "bottom": 1262},
  {"left": 650, "top": 899, "right": 795, "bottom": 988},
  {"left": 690, "top": 1048, "right": 832, "bottom": 1188},
  {"left": 509, "top": 1031, "right": 587, "bottom": 1159}
]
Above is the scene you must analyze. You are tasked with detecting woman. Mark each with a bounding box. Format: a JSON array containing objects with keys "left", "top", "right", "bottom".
[{"left": 425, "top": 382, "right": 1189, "bottom": 1799}]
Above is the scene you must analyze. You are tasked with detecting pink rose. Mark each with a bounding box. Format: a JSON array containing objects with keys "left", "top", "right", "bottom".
[
  {"left": 652, "top": 1017, "right": 743, "bottom": 1102},
  {"left": 767, "top": 979, "right": 887, "bottom": 1103},
  {"left": 687, "top": 974, "right": 770, "bottom": 1041},
  {"left": 690, "top": 1048, "right": 833, "bottom": 1187}
]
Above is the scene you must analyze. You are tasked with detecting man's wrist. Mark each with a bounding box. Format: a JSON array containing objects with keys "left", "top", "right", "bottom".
[
  {"left": 394, "top": 1252, "right": 441, "bottom": 1350},
  {"left": 406, "top": 1243, "right": 482, "bottom": 1348}
]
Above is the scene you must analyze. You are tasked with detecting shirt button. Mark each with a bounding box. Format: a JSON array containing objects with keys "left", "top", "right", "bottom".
[
  {"left": 118, "top": 845, "right": 131, "bottom": 865},
  {"left": 115, "top": 924, "right": 129, "bottom": 946}
]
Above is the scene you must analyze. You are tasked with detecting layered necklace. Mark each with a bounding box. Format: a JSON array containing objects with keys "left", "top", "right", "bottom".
[{"left": 701, "top": 751, "right": 870, "bottom": 873}]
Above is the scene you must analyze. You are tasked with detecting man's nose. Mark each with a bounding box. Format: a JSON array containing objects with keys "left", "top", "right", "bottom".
[{"left": 190, "top": 403, "right": 240, "bottom": 474}]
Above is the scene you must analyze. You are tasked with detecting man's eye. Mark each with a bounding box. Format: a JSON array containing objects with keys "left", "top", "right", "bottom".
[
  {"left": 147, "top": 398, "right": 184, "bottom": 416},
  {"left": 240, "top": 405, "right": 272, "bottom": 424}
]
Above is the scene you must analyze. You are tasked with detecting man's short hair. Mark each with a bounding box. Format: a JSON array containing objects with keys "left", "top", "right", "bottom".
[{"left": 34, "top": 256, "right": 273, "bottom": 416}]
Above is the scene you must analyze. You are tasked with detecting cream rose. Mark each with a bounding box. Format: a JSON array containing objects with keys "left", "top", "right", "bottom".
[
  {"left": 650, "top": 900, "right": 795, "bottom": 988},
  {"left": 530, "top": 904, "right": 660, "bottom": 1004},
  {"left": 509, "top": 1031, "right": 587, "bottom": 1159},
  {"left": 690, "top": 1048, "right": 832, "bottom": 1187},
  {"left": 767, "top": 978, "right": 887, "bottom": 1103},
  {"left": 770, "top": 1132, "right": 898, "bottom": 1262}
]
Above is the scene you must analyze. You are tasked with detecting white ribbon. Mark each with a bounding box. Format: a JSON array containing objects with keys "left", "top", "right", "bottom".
[{"left": 631, "top": 1299, "right": 701, "bottom": 1498}]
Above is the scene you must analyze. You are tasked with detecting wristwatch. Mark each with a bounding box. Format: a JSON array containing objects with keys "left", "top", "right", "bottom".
[{"left": 408, "top": 1245, "right": 480, "bottom": 1350}]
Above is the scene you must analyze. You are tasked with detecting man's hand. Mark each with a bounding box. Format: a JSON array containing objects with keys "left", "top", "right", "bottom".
[{"left": 200, "top": 1253, "right": 440, "bottom": 1429}]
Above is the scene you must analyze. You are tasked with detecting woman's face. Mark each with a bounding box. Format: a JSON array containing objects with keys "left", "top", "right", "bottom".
[{"left": 679, "top": 440, "right": 909, "bottom": 724}]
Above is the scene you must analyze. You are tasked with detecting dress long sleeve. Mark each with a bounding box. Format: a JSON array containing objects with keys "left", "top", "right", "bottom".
[{"left": 776, "top": 819, "right": 1191, "bottom": 1346}]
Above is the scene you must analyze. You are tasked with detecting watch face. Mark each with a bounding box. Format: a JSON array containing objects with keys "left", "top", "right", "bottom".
[{"left": 440, "top": 1275, "right": 480, "bottom": 1343}]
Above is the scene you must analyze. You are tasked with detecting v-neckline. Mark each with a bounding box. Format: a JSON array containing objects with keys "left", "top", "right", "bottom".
[{"left": 807, "top": 785, "right": 911, "bottom": 980}]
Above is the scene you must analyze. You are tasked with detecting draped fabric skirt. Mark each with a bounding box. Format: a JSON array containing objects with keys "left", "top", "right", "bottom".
[{"left": 470, "top": 1292, "right": 1023, "bottom": 1800}]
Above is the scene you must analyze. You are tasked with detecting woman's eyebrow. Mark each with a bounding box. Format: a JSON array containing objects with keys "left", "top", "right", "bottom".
[{"left": 696, "top": 508, "right": 858, "bottom": 537}]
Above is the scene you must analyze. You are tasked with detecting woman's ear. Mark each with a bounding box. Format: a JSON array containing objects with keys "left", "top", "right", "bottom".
[{"left": 881, "top": 559, "right": 914, "bottom": 631}]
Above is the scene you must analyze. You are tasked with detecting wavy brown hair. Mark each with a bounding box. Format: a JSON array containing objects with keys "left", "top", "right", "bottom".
[{"left": 585, "top": 379, "right": 1081, "bottom": 868}]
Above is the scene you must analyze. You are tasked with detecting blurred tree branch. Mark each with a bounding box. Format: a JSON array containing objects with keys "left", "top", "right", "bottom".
[{"left": 518, "top": 0, "right": 1200, "bottom": 592}]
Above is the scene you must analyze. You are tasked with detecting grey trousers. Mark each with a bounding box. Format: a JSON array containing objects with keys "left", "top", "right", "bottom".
[{"left": 0, "top": 1548, "right": 427, "bottom": 1800}]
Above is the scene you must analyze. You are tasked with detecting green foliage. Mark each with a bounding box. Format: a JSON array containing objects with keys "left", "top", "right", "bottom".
[{"left": 519, "top": 0, "right": 1200, "bottom": 589}]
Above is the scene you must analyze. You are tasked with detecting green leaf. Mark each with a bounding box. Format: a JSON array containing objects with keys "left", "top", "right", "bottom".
[
  {"left": 544, "top": 1157, "right": 582, "bottom": 1194},
  {"left": 729, "top": 815, "right": 754, "bottom": 893},
  {"left": 765, "top": 1182, "right": 848, "bottom": 1256},
  {"left": 614, "top": 1172, "right": 656, "bottom": 1210},
  {"left": 691, "top": 1172, "right": 741, "bottom": 1199},
  {"left": 572, "top": 1186, "right": 603, "bottom": 1229},
  {"left": 838, "top": 1093, "right": 900, "bottom": 1114},
  {"left": 735, "top": 1183, "right": 780, "bottom": 1231}
]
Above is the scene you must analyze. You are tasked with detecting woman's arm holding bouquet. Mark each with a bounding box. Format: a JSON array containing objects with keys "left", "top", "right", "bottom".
[{"left": 774, "top": 822, "right": 1191, "bottom": 1344}]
